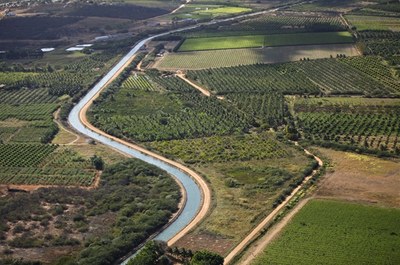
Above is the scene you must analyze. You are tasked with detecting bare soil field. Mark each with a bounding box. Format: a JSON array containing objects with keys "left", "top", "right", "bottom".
[
  {"left": 154, "top": 44, "right": 359, "bottom": 70},
  {"left": 315, "top": 148, "right": 400, "bottom": 207}
]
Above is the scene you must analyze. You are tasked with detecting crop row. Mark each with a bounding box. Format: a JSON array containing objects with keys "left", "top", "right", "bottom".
[
  {"left": 226, "top": 92, "right": 286, "bottom": 128},
  {"left": 92, "top": 91, "right": 252, "bottom": 142},
  {"left": 187, "top": 57, "right": 400, "bottom": 96},
  {"left": 229, "top": 14, "right": 346, "bottom": 33},
  {"left": 148, "top": 72, "right": 197, "bottom": 93},
  {"left": 39, "top": 148, "right": 92, "bottom": 169},
  {"left": 122, "top": 75, "right": 158, "bottom": 91},
  {"left": 0, "top": 171, "right": 95, "bottom": 186},
  {"left": 358, "top": 31, "right": 400, "bottom": 56},
  {"left": 0, "top": 144, "right": 57, "bottom": 167},
  {"left": 183, "top": 13, "right": 346, "bottom": 38},
  {"left": 0, "top": 87, "right": 57, "bottom": 104},
  {"left": 0, "top": 103, "right": 58, "bottom": 121},
  {"left": 297, "top": 112, "right": 400, "bottom": 151},
  {"left": 340, "top": 56, "right": 400, "bottom": 93},
  {"left": 187, "top": 63, "right": 320, "bottom": 95}
]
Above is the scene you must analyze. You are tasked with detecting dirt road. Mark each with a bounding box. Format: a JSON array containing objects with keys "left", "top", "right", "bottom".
[
  {"left": 238, "top": 198, "right": 310, "bottom": 265},
  {"left": 176, "top": 73, "right": 225, "bottom": 100}
]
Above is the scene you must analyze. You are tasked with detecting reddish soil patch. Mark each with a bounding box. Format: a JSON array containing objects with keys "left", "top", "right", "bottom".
[{"left": 174, "top": 231, "right": 234, "bottom": 256}]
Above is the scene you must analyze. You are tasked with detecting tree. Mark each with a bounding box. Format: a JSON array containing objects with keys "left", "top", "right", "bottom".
[
  {"left": 190, "top": 250, "right": 224, "bottom": 265},
  {"left": 90, "top": 155, "right": 104, "bottom": 170},
  {"left": 127, "top": 241, "right": 165, "bottom": 265}
]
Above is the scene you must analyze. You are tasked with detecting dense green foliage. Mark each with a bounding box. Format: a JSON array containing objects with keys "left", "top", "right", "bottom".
[
  {"left": 252, "top": 199, "right": 400, "bottom": 265},
  {"left": 148, "top": 133, "right": 291, "bottom": 164},
  {"left": 127, "top": 241, "right": 165, "bottom": 265},
  {"left": 190, "top": 250, "right": 224, "bottom": 265},
  {"left": 0, "top": 159, "right": 180, "bottom": 265}
]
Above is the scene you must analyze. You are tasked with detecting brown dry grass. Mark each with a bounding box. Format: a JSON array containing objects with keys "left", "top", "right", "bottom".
[{"left": 315, "top": 148, "right": 400, "bottom": 207}]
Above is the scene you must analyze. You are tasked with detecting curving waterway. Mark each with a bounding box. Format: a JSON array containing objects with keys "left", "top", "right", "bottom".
[
  {"left": 68, "top": 7, "right": 281, "bottom": 265},
  {"left": 68, "top": 32, "right": 203, "bottom": 265}
]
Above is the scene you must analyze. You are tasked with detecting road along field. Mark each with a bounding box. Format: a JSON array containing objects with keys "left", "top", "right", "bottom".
[
  {"left": 155, "top": 44, "right": 359, "bottom": 69},
  {"left": 178, "top": 31, "right": 353, "bottom": 51},
  {"left": 249, "top": 199, "right": 400, "bottom": 265}
]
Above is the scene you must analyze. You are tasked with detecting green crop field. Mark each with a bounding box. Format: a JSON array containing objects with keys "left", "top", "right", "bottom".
[
  {"left": 346, "top": 15, "right": 400, "bottom": 31},
  {"left": 157, "top": 44, "right": 358, "bottom": 69},
  {"left": 179, "top": 13, "right": 347, "bottom": 39},
  {"left": 186, "top": 56, "right": 400, "bottom": 96},
  {"left": 293, "top": 97, "right": 400, "bottom": 154},
  {"left": 178, "top": 31, "right": 353, "bottom": 51},
  {"left": 90, "top": 73, "right": 252, "bottom": 142},
  {"left": 169, "top": 4, "right": 251, "bottom": 20},
  {"left": 0, "top": 52, "right": 119, "bottom": 187},
  {"left": 252, "top": 199, "right": 400, "bottom": 265},
  {"left": 0, "top": 146, "right": 96, "bottom": 186}
]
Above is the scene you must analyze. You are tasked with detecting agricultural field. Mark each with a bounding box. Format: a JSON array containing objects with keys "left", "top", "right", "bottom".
[
  {"left": 346, "top": 15, "right": 400, "bottom": 31},
  {"left": 181, "top": 13, "right": 347, "bottom": 38},
  {"left": 287, "top": 0, "right": 380, "bottom": 12},
  {"left": 89, "top": 73, "right": 253, "bottom": 142},
  {"left": 251, "top": 199, "right": 400, "bottom": 265},
  {"left": 186, "top": 56, "right": 400, "bottom": 96},
  {"left": 170, "top": 4, "right": 251, "bottom": 20},
  {"left": 178, "top": 31, "right": 353, "bottom": 51},
  {"left": 0, "top": 145, "right": 97, "bottom": 186},
  {"left": 155, "top": 44, "right": 359, "bottom": 69},
  {"left": 292, "top": 97, "right": 400, "bottom": 155},
  {"left": 315, "top": 148, "right": 400, "bottom": 207},
  {"left": 358, "top": 31, "right": 400, "bottom": 56},
  {"left": 0, "top": 51, "right": 120, "bottom": 187}
]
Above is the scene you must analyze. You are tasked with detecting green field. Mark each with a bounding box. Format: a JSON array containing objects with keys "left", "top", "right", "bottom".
[
  {"left": 157, "top": 44, "right": 358, "bottom": 69},
  {"left": 178, "top": 31, "right": 354, "bottom": 51},
  {"left": 293, "top": 96, "right": 400, "bottom": 154},
  {"left": 187, "top": 57, "right": 400, "bottom": 96},
  {"left": 171, "top": 4, "right": 251, "bottom": 20},
  {"left": 252, "top": 199, "right": 400, "bottom": 265},
  {"left": 346, "top": 15, "right": 400, "bottom": 31}
]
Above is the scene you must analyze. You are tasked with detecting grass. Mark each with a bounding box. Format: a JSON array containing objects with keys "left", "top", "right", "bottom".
[
  {"left": 171, "top": 4, "right": 251, "bottom": 20},
  {"left": 157, "top": 44, "right": 358, "bottom": 69},
  {"left": 346, "top": 15, "right": 400, "bottom": 31},
  {"left": 251, "top": 199, "right": 400, "bottom": 265},
  {"left": 172, "top": 144, "right": 313, "bottom": 255},
  {"left": 178, "top": 32, "right": 354, "bottom": 51},
  {"left": 148, "top": 133, "right": 291, "bottom": 164},
  {"left": 315, "top": 147, "right": 400, "bottom": 208}
]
